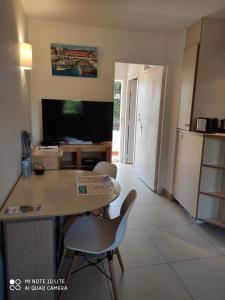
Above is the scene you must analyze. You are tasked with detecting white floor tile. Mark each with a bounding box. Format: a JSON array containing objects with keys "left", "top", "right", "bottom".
[
  {"left": 64, "top": 272, "right": 112, "bottom": 300},
  {"left": 171, "top": 256, "right": 225, "bottom": 300},
  {"left": 119, "top": 229, "right": 166, "bottom": 268},
  {"left": 60, "top": 255, "right": 105, "bottom": 277},
  {"left": 146, "top": 224, "right": 220, "bottom": 262},
  {"left": 195, "top": 223, "right": 225, "bottom": 255},
  {"left": 111, "top": 264, "right": 192, "bottom": 300},
  {"left": 135, "top": 202, "right": 191, "bottom": 228}
]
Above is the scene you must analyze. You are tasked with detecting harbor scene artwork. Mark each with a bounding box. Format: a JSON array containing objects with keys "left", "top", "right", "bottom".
[{"left": 51, "top": 44, "right": 98, "bottom": 77}]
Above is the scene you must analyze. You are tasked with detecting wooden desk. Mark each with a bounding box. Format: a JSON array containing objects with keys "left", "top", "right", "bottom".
[
  {"left": 0, "top": 170, "right": 120, "bottom": 300},
  {"left": 0, "top": 170, "right": 120, "bottom": 221}
]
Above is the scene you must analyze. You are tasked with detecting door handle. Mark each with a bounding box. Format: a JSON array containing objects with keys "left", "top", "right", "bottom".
[{"left": 138, "top": 113, "right": 141, "bottom": 122}]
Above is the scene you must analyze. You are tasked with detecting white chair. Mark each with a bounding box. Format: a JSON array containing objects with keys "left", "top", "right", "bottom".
[
  {"left": 93, "top": 161, "right": 117, "bottom": 217},
  {"left": 93, "top": 161, "right": 117, "bottom": 179},
  {"left": 58, "top": 189, "right": 137, "bottom": 300}
]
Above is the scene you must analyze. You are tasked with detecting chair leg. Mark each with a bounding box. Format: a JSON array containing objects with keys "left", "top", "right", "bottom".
[
  {"left": 57, "top": 248, "right": 67, "bottom": 277},
  {"left": 107, "top": 252, "right": 119, "bottom": 300},
  {"left": 116, "top": 248, "right": 124, "bottom": 272},
  {"left": 59, "top": 251, "right": 80, "bottom": 299},
  {"left": 65, "top": 251, "right": 80, "bottom": 286},
  {"left": 103, "top": 205, "right": 110, "bottom": 219}
]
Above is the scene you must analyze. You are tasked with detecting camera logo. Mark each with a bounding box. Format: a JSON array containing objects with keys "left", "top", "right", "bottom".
[{"left": 9, "top": 279, "right": 21, "bottom": 291}]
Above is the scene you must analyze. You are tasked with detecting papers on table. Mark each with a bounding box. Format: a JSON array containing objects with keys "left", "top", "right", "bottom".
[
  {"left": 5, "top": 204, "right": 41, "bottom": 215},
  {"left": 76, "top": 175, "right": 114, "bottom": 195}
]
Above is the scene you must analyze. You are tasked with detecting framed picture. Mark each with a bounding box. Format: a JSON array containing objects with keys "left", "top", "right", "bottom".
[{"left": 50, "top": 43, "right": 98, "bottom": 78}]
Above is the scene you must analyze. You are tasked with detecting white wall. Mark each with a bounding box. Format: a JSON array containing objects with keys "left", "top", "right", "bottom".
[
  {"left": 0, "top": 0, "right": 29, "bottom": 206},
  {"left": 28, "top": 18, "right": 185, "bottom": 193},
  {"left": 0, "top": 0, "right": 29, "bottom": 298},
  {"left": 28, "top": 18, "right": 173, "bottom": 143}
]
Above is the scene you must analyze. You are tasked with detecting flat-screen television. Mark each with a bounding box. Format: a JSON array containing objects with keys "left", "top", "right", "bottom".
[{"left": 42, "top": 99, "right": 113, "bottom": 144}]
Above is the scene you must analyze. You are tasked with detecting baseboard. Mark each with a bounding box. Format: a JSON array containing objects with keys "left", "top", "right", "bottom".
[{"left": 161, "top": 188, "right": 174, "bottom": 201}]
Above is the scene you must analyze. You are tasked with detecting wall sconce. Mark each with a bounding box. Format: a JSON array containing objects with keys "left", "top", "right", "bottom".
[{"left": 20, "top": 42, "right": 32, "bottom": 70}]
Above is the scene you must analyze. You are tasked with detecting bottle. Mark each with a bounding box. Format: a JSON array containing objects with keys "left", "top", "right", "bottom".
[{"left": 22, "top": 156, "right": 32, "bottom": 177}]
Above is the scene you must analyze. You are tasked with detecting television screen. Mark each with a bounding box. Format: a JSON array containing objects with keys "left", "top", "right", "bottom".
[{"left": 42, "top": 99, "right": 113, "bottom": 144}]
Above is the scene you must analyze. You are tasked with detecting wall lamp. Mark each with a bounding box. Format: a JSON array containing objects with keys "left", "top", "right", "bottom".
[{"left": 20, "top": 42, "right": 32, "bottom": 70}]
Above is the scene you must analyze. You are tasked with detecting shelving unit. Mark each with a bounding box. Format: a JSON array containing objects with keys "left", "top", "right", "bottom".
[
  {"left": 60, "top": 143, "right": 112, "bottom": 170},
  {"left": 197, "top": 134, "right": 225, "bottom": 228}
]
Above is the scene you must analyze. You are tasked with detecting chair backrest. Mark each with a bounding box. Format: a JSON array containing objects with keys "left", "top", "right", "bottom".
[
  {"left": 110, "top": 189, "right": 137, "bottom": 250},
  {"left": 93, "top": 161, "right": 117, "bottom": 179}
]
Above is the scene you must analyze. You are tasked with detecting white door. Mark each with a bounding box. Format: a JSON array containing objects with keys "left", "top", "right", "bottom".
[
  {"left": 134, "top": 66, "right": 164, "bottom": 191},
  {"left": 126, "top": 79, "right": 138, "bottom": 164}
]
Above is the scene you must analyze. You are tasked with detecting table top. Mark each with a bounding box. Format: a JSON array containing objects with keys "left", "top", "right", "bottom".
[{"left": 0, "top": 170, "right": 120, "bottom": 221}]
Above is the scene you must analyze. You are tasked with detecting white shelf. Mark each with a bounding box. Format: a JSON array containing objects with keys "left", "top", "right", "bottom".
[
  {"left": 202, "top": 164, "right": 225, "bottom": 170},
  {"left": 202, "top": 218, "right": 225, "bottom": 229},
  {"left": 199, "top": 191, "right": 225, "bottom": 200}
]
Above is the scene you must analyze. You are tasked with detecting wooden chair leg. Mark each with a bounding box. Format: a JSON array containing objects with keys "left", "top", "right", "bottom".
[
  {"left": 65, "top": 251, "right": 80, "bottom": 285},
  {"left": 59, "top": 251, "right": 80, "bottom": 299},
  {"left": 103, "top": 205, "right": 110, "bottom": 219},
  {"left": 116, "top": 248, "right": 124, "bottom": 272},
  {"left": 107, "top": 252, "right": 119, "bottom": 300},
  {"left": 57, "top": 248, "right": 67, "bottom": 277}
]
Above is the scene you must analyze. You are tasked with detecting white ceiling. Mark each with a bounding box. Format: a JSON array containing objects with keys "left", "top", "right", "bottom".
[{"left": 21, "top": 0, "right": 225, "bottom": 33}]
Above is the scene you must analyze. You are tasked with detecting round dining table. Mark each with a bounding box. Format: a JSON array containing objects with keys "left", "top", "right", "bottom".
[{"left": 0, "top": 169, "right": 121, "bottom": 221}]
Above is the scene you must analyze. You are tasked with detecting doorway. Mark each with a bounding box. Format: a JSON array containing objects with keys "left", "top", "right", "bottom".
[
  {"left": 112, "top": 80, "right": 122, "bottom": 163},
  {"left": 113, "top": 62, "right": 166, "bottom": 193},
  {"left": 125, "top": 78, "right": 138, "bottom": 164}
]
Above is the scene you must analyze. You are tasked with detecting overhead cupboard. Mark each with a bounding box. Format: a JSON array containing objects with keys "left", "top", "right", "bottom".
[{"left": 178, "top": 17, "right": 225, "bottom": 131}]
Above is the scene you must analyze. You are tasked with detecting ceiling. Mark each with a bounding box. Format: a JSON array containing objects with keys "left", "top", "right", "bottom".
[{"left": 21, "top": 0, "right": 225, "bottom": 34}]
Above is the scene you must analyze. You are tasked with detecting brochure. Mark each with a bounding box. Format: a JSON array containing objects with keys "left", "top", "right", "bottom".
[
  {"left": 76, "top": 175, "right": 114, "bottom": 195},
  {"left": 5, "top": 204, "right": 41, "bottom": 215}
]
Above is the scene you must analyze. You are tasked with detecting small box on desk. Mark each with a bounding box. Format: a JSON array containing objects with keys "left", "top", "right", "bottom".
[{"left": 31, "top": 146, "right": 63, "bottom": 170}]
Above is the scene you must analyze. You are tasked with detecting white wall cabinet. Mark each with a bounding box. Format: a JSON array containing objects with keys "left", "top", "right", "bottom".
[
  {"left": 177, "top": 18, "right": 225, "bottom": 131},
  {"left": 174, "top": 130, "right": 203, "bottom": 217},
  {"left": 177, "top": 45, "right": 199, "bottom": 130}
]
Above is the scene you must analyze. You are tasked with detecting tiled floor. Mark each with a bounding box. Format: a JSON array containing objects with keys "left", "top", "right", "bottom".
[{"left": 64, "top": 164, "right": 225, "bottom": 300}]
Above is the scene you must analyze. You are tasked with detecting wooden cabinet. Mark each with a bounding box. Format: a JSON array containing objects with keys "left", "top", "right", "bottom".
[
  {"left": 178, "top": 18, "right": 225, "bottom": 131},
  {"left": 32, "top": 144, "right": 112, "bottom": 170},
  {"left": 174, "top": 130, "right": 203, "bottom": 217},
  {"left": 60, "top": 143, "right": 112, "bottom": 169}
]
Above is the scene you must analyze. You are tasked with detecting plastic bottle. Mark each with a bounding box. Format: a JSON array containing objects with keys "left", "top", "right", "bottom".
[{"left": 22, "top": 156, "right": 32, "bottom": 177}]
